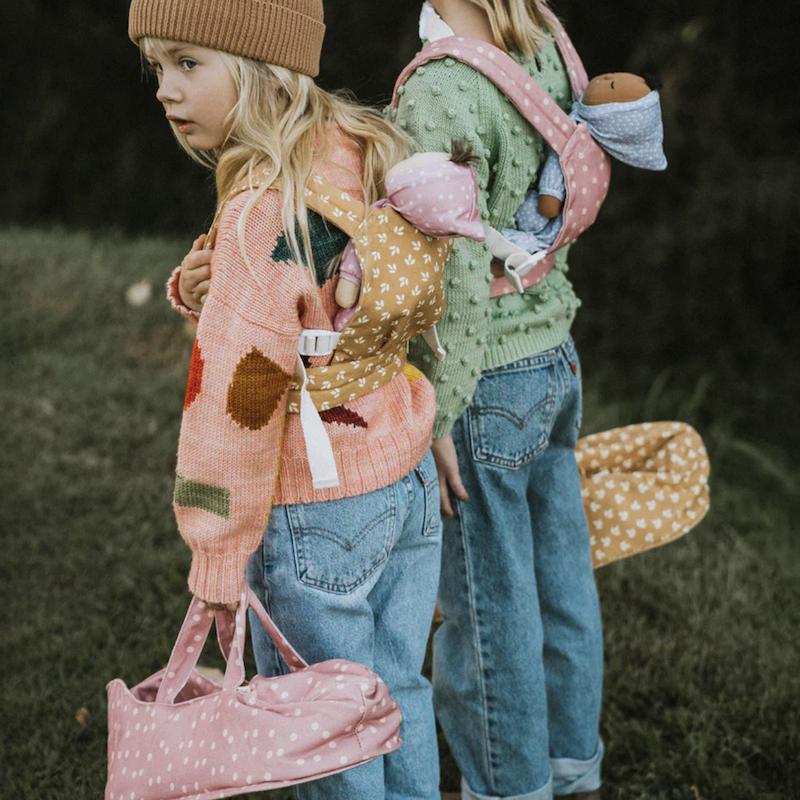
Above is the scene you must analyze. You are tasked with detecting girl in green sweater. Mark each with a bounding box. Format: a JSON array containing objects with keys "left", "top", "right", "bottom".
[{"left": 395, "top": 2, "right": 604, "bottom": 799}]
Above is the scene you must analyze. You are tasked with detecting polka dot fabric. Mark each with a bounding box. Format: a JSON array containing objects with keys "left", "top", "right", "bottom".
[
  {"left": 390, "top": 6, "right": 612, "bottom": 298},
  {"left": 105, "top": 584, "right": 402, "bottom": 800},
  {"left": 572, "top": 91, "right": 667, "bottom": 172},
  {"left": 383, "top": 159, "right": 485, "bottom": 241},
  {"left": 576, "top": 422, "right": 710, "bottom": 567}
]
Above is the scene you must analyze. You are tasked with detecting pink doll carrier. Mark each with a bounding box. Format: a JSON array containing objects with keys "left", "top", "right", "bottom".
[
  {"left": 105, "top": 583, "right": 402, "bottom": 800},
  {"left": 390, "top": 8, "right": 611, "bottom": 296}
]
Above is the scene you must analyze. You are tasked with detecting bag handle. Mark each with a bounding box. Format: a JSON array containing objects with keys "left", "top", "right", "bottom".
[
  {"left": 156, "top": 598, "right": 216, "bottom": 704},
  {"left": 215, "top": 608, "right": 235, "bottom": 659},
  {"left": 304, "top": 175, "right": 368, "bottom": 240},
  {"left": 222, "top": 584, "right": 309, "bottom": 692},
  {"left": 157, "top": 585, "right": 308, "bottom": 704}
]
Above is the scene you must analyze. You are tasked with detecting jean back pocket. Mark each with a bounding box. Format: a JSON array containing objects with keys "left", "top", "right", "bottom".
[
  {"left": 468, "top": 353, "right": 559, "bottom": 469},
  {"left": 288, "top": 489, "right": 398, "bottom": 594}
]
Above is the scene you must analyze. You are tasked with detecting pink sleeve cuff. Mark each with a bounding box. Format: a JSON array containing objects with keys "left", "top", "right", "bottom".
[
  {"left": 188, "top": 550, "right": 253, "bottom": 605},
  {"left": 166, "top": 266, "right": 200, "bottom": 322}
]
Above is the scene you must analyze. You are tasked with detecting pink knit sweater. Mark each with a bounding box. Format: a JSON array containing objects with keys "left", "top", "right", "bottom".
[{"left": 170, "top": 142, "right": 436, "bottom": 604}]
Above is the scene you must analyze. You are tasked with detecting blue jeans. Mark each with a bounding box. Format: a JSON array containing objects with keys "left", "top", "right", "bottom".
[
  {"left": 246, "top": 451, "right": 443, "bottom": 800},
  {"left": 434, "top": 337, "right": 604, "bottom": 800}
]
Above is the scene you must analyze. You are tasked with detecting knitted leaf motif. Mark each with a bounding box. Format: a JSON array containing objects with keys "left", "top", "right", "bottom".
[
  {"left": 226, "top": 348, "right": 293, "bottom": 431},
  {"left": 184, "top": 340, "right": 204, "bottom": 410},
  {"left": 272, "top": 210, "right": 349, "bottom": 286},
  {"left": 174, "top": 475, "right": 230, "bottom": 519},
  {"left": 319, "top": 406, "right": 368, "bottom": 429}
]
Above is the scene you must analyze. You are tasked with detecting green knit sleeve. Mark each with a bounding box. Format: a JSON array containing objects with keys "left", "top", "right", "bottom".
[{"left": 395, "top": 60, "right": 499, "bottom": 438}]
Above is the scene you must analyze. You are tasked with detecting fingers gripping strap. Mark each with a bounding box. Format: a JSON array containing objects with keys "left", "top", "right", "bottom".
[
  {"left": 158, "top": 590, "right": 310, "bottom": 704},
  {"left": 304, "top": 175, "right": 368, "bottom": 239},
  {"left": 295, "top": 355, "right": 340, "bottom": 489},
  {"left": 157, "top": 597, "right": 216, "bottom": 704}
]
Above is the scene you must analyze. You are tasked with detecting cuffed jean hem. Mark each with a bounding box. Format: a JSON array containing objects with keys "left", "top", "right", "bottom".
[
  {"left": 462, "top": 774, "right": 553, "bottom": 800},
  {"left": 552, "top": 738, "right": 604, "bottom": 796}
]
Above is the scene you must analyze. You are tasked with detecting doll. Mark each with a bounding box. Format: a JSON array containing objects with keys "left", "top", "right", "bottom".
[
  {"left": 334, "top": 141, "right": 485, "bottom": 332},
  {"left": 500, "top": 72, "right": 667, "bottom": 255}
]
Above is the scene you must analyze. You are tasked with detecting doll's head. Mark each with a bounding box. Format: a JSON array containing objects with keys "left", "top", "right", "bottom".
[
  {"left": 383, "top": 141, "right": 486, "bottom": 241},
  {"left": 573, "top": 73, "right": 667, "bottom": 172},
  {"left": 581, "top": 72, "right": 661, "bottom": 106}
]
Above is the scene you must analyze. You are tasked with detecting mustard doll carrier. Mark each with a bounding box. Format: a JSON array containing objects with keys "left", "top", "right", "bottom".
[
  {"left": 206, "top": 173, "right": 452, "bottom": 490},
  {"left": 284, "top": 176, "right": 452, "bottom": 488}
]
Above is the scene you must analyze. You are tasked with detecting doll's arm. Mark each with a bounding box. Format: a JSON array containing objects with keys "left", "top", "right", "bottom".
[
  {"left": 334, "top": 240, "right": 361, "bottom": 309},
  {"left": 536, "top": 146, "right": 567, "bottom": 218}
]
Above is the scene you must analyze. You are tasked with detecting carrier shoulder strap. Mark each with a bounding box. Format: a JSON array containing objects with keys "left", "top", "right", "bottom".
[
  {"left": 303, "top": 175, "right": 369, "bottom": 239},
  {"left": 539, "top": 7, "right": 589, "bottom": 98},
  {"left": 391, "top": 12, "right": 588, "bottom": 157}
]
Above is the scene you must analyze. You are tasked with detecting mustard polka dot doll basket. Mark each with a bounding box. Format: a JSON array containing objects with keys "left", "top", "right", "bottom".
[{"left": 577, "top": 422, "right": 710, "bottom": 567}]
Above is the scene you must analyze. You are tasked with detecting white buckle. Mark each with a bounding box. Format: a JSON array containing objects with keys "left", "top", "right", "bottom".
[
  {"left": 297, "top": 329, "right": 341, "bottom": 357},
  {"left": 485, "top": 227, "right": 549, "bottom": 294},
  {"left": 503, "top": 250, "right": 549, "bottom": 294}
]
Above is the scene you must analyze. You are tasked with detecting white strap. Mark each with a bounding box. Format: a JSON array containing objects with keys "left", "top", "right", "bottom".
[
  {"left": 295, "top": 355, "right": 340, "bottom": 490},
  {"left": 423, "top": 325, "right": 447, "bottom": 361},
  {"left": 485, "top": 227, "right": 549, "bottom": 294},
  {"left": 504, "top": 251, "right": 549, "bottom": 294},
  {"left": 297, "top": 329, "right": 341, "bottom": 357}
]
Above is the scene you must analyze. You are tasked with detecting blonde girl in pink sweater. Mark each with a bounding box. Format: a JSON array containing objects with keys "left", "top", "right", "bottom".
[{"left": 129, "top": 1, "right": 455, "bottom": 797}]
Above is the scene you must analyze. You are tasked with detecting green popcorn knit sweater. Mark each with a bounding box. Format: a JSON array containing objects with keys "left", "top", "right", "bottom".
[{"left": 394, "top": 40, "right": 583, "bottom": 438}]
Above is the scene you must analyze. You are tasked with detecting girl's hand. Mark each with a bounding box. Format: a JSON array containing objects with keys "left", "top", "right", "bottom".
[
  {"left": 179, "top": 234, "right": 213, "bottom": 312},
  {"left": 431, "top": 435, "right": 469, "bottom": 518},
  {"left": 201, "top": 597, "right": 239, "bottom": 614}
]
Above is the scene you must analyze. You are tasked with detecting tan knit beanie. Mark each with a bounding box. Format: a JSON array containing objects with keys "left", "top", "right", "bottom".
[{"left": 129, "top": 0, "right": 325, "bottom": 77}]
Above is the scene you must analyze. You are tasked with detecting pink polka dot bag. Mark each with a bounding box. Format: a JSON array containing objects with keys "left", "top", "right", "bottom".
[{"left": 105, "top": 583, "right": 402, "bottom": 800}]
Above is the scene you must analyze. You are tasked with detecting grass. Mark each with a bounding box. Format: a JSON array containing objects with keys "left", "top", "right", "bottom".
[{"left": 1, "top": 226, "right": 798, "bottom": 800}]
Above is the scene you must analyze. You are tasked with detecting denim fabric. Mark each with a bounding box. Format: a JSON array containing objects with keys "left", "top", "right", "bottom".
[
  {"left": 434, "top": 337, "right": 604, "bottom": 800},
  {"left": 247, "top": 451, "right": 442, "bottom": 800}
]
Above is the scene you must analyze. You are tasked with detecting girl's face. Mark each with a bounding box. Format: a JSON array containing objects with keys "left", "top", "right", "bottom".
[{"left": 147, "top": 42, "right": 238, "bottom": 150}]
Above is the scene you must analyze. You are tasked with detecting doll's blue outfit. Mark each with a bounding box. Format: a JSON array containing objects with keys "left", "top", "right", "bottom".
[{"left": 504, "top": 90, "right": 668, "bottom": 253}]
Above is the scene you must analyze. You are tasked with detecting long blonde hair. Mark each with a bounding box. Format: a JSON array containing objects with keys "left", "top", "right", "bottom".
[
  {"left": 142, "top": 39, "right": 412, "bottom": 281},
  {"left": 466, "top": 0, "right": 556, "bottom": 58}
]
